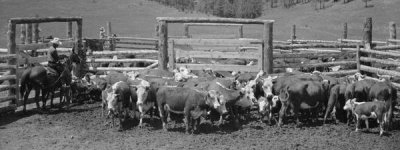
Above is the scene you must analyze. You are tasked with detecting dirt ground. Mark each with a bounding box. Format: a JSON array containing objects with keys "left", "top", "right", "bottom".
[{"left": 1, "top": 102, "right": 400, "bottom": 150}]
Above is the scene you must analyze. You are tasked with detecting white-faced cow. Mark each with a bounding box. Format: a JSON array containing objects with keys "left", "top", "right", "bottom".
[
  {"left": 343, "top": 98, "right": 389, "bottom": 136},
  {"left": 156, "top": 87, "right": 227, "bottom": 134},
  {"left": 368, "top": 81, "right": 397, "bottom": 130},
  {"left": 105, "top": 81, "right": 133, "bottom": 131}
]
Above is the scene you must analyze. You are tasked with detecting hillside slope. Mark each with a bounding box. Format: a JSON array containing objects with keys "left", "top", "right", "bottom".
[{"left": 0, "top": 0, "right": 399, "bottom": 47}]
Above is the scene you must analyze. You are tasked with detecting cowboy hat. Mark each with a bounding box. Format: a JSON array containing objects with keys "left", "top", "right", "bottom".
[{"left": 50, "top": 37, "right": 62, "bottom": 45}]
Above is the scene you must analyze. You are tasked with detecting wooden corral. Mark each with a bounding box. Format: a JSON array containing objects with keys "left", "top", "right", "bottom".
[{"left": 0, "top": 17, "right": 83, "bottom": 113}]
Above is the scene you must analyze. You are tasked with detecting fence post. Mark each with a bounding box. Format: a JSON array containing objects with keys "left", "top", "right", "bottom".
[
  {"left": 158, "top": 20, "right": 168, "bottom": 71},
  {"left": 67, "top": 21, "right": 73, "bottom": 39},
  {"left": 291, "top": 24, "right": 296, "bottom": 42},
  {"left": 389, "top": 22, "right": 396, "bottom": 45},
  {"left": 107, "top": 21, "right": 112, "bottom": 37},
  {"left": 20, "top": 24, "right": 26, "bottom": 44},
  {"left": 263, "top": 21, "right": 274, "bottom": 74},
  {"left": 356, "top": 44, "right": 361, "bottom": 73},
  {"left": 7, "top": 21, "right": 18, "bottom": 105},
  {"left": 107, "top": 21, "right": 115, "bottom": 51},
  {"left": 26, "top": 23, "right": 32, "bottom": 44},
  {"left": 238, "top": 25, "right": 243, "bottom": 38},
  {"left": 340, "top": 22, "right": 347, "bottom": 51},
  {"left": 33, "top": 15, "right": 40, "bottom": 43},
  {"left": 362, "top": 17, "right": 372, "bottom": 76},
  {"left": 76, "top": 19, "right": 85, "bottom": 78},
  {"left": 184, "top": 23, "right": 189, "bottom": 38}
]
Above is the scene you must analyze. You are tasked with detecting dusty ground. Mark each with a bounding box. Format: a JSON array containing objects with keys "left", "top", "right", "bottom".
[{"left": 1, "top": 102, "right": 400, "bottom": 150}]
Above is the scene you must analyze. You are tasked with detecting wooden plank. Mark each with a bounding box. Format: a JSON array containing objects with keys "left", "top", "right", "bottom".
[
  {"left": 10, "top": 17, "right": 81, "bottom": 24},
  {"left": 0, "top": 95, "right": 16, "bottom": 103},
  {"left": 274, "top": 43, "right": 359, "bottom": 50},
  {"left": 360, "top": 65, "right": 400, "bottom": 77},
  {"left": 145, "top": 62, "right": 158, "bottom": 69},
  {"left": 91, "top": 50, "right": 158, "bottom": 56},
  {"left": 387, "top": 39, "right": 400, "bottom": 43},
  {"left": 360, "top": 48, "right": 400, "bottom": 57},
  {"left": 157, "top": 17, "right": 273, "bottom": 24},
  {"left": 115, "top": 41, "right": 157, "bottom": 45},
  {"left": 176, "top": 63, "right": 259, "bottom": 72},
  {"left": 175, "top": 50, "right": 259, "bottom": 59},
  {"left": 293, "top": 48, "right": 341, "bottom": 53},
  {"left": 172, "top": 38, "right": 262, "bottom": 46},
  {"left": 190, "top": 34, "right": 239, "bottom": 39},
  {"left": 168, "top": 40, "right": 175, "bottom": 70},
  {"left": 360, "top": 57, "right": 400, "bottom": 66},
  {"left": 0, "top": 84, "right": 17, "bottom": 92},
  {"left": 322, "top": 69, "right": 358, "bottom": 76},
  {"left": 174, "top": 45, "right": 259, "bottom": 52},
  {"left": 17, "top": 41, "right": 75, "bottom": 50},
  {"left": 0, "top": 54, "right": 16, "bottom": 59},
  {"left": 288, "top": 39, "right": 339, "bottom": 44},
  {"left": 88, "top": 67, "right": 145, "bottom": 71},
  {"left": 18, "top": 56, "right": 47, "bottom": 64},
  {"left": 274, "top": 61, "right": 357, "bottom": 68},
  {"left": 0, "top": 64, "right": 16, "bottom": 70},
  {"left": 0, "top": 75, "right": 16, "bottom": 81},
  {"left": 115, "top": 46, "right": 157, "bottom": 50},
  {"left": 274, "top": 52, "right": 350, "bottom": 58},
  {"left": 338, "top": 39, "right": 386, "bottom": 44},
  {"left": 86, "top": 58, "right": 157, "bottom": 63},
  {"left": 184, "top": 23, "right": 244, "bottom": 27},
  {"left": 110, "top": 37, "right": 157, "bottom": 41},
  {"left": 374, "top": 45, "right": 400, "bottom": 51}
]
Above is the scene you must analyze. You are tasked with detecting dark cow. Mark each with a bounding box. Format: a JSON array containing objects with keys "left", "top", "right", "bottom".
[
  {"left": 368, "top": 81, "right": 397, "bottom": 130},
  {"left": 323, "top": 83, "right": 349, "bottom": 124},
  {"left": 278, "top": 81, "right": 326, "bottom": 127},
  {"left": 156, "top": 87, "right": 227, "bottom": 133},
  {"left": 343, "top": 98, "right": 389, "bottom": 136}
]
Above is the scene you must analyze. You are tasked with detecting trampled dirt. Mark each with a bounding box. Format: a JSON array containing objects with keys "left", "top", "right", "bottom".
[{"left": 1, "top": 102, "right": 399, "bottom": 150}]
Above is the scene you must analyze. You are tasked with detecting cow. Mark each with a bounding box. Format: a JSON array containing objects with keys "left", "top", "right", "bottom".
[
  {"left": 156, "top": 86, "right": 227, "bottom": 134},
  {"left": 343, "top": 98, "right": 389, "bottom": 136},
  {"left": 278, "top": 81, "right": 326, "bottom": 127},
  {"left": 105, "top": 81, "right": 134, "bottom": 131},
  {"left": 323, "top": 83, "right": 349, "bottom": 124},
  {"left": 344, "top": 78, "right": 376, "bottom": 125},
  {"left": 258, "top": 95, "right": 280, "bottom": 125},
  {"left": 368, "top": 81, "right": 397, "bottom": 130}
]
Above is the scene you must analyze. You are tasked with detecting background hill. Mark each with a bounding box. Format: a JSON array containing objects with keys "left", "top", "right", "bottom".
[{"left": 0, "top": 0, "right": 399, "bottom": 47}]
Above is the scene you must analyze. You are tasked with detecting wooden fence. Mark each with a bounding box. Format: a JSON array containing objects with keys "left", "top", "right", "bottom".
[
  {"left": 168, "top": 38, "right": 262, "bottom": 72},
  {"left": 183, "top": 23, "right": 244, "bottom": 39},
  {"left": 0, "top": 17, "right": 83, "bottom": 113}
]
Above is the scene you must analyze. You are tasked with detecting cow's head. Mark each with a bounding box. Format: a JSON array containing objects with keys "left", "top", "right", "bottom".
[
  {"left": 106, "top": 82, "right": 124, "bottom": 117},
  {"left": 135, "top": 79, "right": 150, "bottom": 105},
  {"left": 262, "top": 76, "right": 278, "bottom": 99},
  {"left": 243, "top": 80, "right": 257, "bottom": 104},
  {"left": 376, "top": 73, "right": 392, "bottom": 82},
  {"left": 206, "top": 90, "right": 227, "bottom": 115},
  {"left": 354, "top": 73, "right": 365, "bottom": 81},
  {"left": 343, "top": 98, "right": 356, "bottom": 111}
]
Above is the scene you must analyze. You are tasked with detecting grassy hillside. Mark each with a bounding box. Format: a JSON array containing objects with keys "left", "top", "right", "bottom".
[{"left": 0, "top": 0, "right": 399, "bottom": 47}]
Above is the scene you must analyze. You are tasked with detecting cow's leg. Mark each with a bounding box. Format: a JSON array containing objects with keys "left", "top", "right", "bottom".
[
  {"left": 355, "top": 115, "right": 360, "bottom": 132},
  {"left": 388, "top": 104, "right": 393, "bottom": 131},
  {"left": 41, "top": 89, "right": 48, "bottom": 110},
  {"left": 218, "top": 115, "right": 224, "bottom": 126},
  {"left": 324, "top": 97, "right": 336, "bottom": 124},
  {"left": 158, "top": 105, "right": 167, "bottom": 131},
  {"left": 278, "top": 102, "right": 288, "bottom": 127},
  {"left": 184, "top": 115, "right": 190, "bottom": 134},
  {"left": 50, "top": 91, "right": 55, "bottom": 108},
  {"left": 346, "top": 110, "right": 353, "bottom": 126},
  {"left": 365, "top": 119, "right": 369, "bottom": 131}
]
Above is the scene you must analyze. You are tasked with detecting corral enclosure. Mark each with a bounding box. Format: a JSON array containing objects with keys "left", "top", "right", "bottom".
[{"left": 1, "top": 1, "right": 400, "bottom": 149}]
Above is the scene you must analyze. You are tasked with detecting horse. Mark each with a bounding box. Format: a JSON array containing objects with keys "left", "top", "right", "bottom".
[{"left": 20, "top": 47, "right": 81, "bottom": 113}]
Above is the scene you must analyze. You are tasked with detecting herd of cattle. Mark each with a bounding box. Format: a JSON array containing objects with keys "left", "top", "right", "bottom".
[{"left": 67, "top": 66, "right": 398, "bottom": 136}]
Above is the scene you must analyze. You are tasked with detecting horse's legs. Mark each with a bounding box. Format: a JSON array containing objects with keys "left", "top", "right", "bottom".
[
  {"left": 23, "top": 86, "right": 33, "bottom": 113},
  {"left": 41, "top": 89, "right": 48, "bottom": 110},
  {"left": 50, "top": 90, "right": 55, "bottom": 108},
  {"left": 33, "top": 87, "right": 41, "bottom": 110}
]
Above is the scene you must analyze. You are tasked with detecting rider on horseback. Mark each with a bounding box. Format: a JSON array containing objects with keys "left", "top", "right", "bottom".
[{"left": 47, "top": 37, "right": 63, "bottom": 75}]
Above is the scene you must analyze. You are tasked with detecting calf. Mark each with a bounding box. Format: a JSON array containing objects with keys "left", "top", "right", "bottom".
[
  {"left": 156, "top": 87, "right": 227, "bottom": 133},
  {"left": 258, "top": 96, "right": 280, "bottom": 125},
  {"left": 343, "top": 98, "right": 389, "bottom": 136}
]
